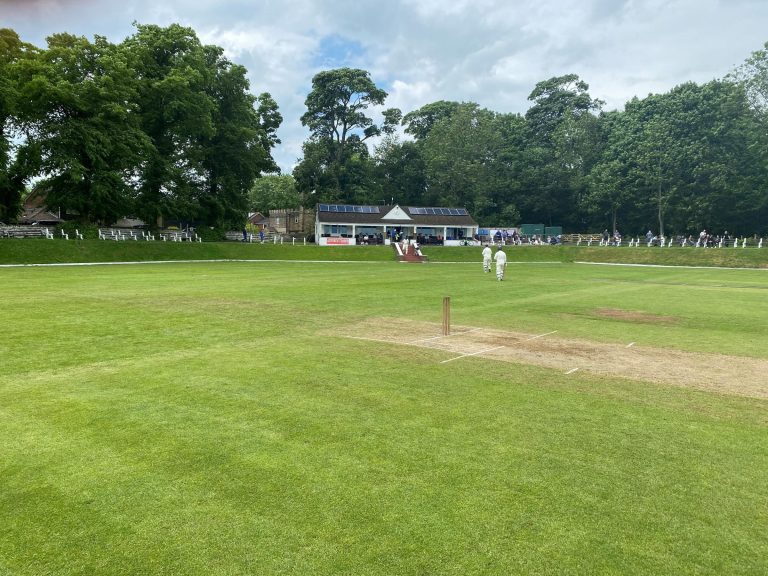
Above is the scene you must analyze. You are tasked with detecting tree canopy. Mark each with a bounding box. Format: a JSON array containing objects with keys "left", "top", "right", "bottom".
[
  {"left": 3, "top": 26, "right": 768, "bottom": 236},
  {"left": 0, "top": 24, "right": 281, "bottom": 228}
]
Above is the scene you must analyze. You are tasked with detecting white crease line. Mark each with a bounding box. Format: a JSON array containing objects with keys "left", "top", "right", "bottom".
[
  {"left": 565, "top": 368, "right": 579, "bottom": 375},
  {"left": 409, "top": 327, "right": 482, "bottom": 344},
  {"left": 626, "top": 342, "right": 635, "bottom": 348},
  {"left": 525, "top": 330, "right": 558, "bottom": 341},
  {"left": 439, "top": 346, "right": 505, "bottom": 364}
]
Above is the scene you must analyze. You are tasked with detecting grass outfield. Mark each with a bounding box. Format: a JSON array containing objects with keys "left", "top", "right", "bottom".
[{"left": 1, "top": 260, "right": 767, "bottom": 575}]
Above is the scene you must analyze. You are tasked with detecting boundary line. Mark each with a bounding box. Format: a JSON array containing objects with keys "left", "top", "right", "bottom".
[{"left": 575, "top": 261, "right": 768, "bottom": 271}]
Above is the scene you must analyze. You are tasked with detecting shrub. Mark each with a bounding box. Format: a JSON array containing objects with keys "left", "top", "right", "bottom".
[
  {"left": 59, "top": 222, "right": 99, "bottom": 240},
  {"left": 195, "top": 227, "right": 226, "bottom": 242}
]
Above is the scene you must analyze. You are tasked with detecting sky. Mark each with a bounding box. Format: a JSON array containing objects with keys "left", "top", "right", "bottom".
[{"left": 2, "top": 0, "right": 767, "bottom": 173}]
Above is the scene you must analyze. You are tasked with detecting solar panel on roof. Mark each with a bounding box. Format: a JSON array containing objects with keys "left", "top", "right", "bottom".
[{"left": 318, "top": 204, "right": 381, "bottom": 214}]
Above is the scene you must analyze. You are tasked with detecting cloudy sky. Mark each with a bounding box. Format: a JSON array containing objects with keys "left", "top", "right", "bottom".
[{"left": 3, "top": 0, "right": 767, "bottom": 172}]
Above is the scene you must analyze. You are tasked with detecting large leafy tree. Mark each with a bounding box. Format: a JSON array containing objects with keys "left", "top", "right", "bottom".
[
  {"left": 300, "top": 68, "right": 387, "bottom": 154},
  {"left": 521, "top": 74, "right": 603, "bottom": 227},
  {"left": 122, "top": 23, "right": 216, "bottom": 226},
  {"left": 586, "top": 80, "right": 768, "bottom": 237},
  {"left": 581, "top": 110, "right": 641, "bottom": 233},
  {"left": 373, "top": 137, "right": 427, "bottom": 206},
  {"left": 197, "top": 43, "right": 282, "bottom": 227},
  {"left": 661, "top": 81, "right": 767, "bottom": 235},
  {"left": 420, "top": 103, "right": 520, "bottom": 223},
  {"left": 729, "top": 40, "right": 768, "bottom": 116},
  {"left": 14, "top": 33, "right": 150, "bottom": 224},
  {"left": 0, "top": 29, "right": 39, "bottom": 222},
  {"left": 296, "top": 68, "right": 397, "bottom": 201},
  {"left": 401, "top": 100, "right": 462, "bottom": 140}
]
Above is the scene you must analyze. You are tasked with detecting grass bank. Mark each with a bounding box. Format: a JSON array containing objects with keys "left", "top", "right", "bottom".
[
  {"left": 3, "top": 239, "right": 768, "bottom": 268},
  {"left": 0, "top": 239, "right": 395, "bottom": 264},
  {"left": 422, "top": 244, "right": 768, "bottom": 268}
]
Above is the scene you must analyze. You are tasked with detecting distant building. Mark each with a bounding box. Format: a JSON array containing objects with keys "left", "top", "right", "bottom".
[
  {"left": 315, "top": 204, "right": 478, "bottom": 246},
  {"left": 20, "top": 190, "right": 63, "bottom": 225},
  {"left": 268, "top": 206, "right": 314, "bottom": 235},
  {"left": 247, "top": 212, "right": 269, "bottom": 230}
]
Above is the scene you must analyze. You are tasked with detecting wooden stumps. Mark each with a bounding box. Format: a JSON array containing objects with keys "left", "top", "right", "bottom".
[{"left": 442, "top": 296, "right": 451, "bottom": 336}]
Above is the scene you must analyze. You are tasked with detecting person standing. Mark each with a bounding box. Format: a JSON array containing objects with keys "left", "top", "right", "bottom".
[
  {"left": 493, "top": 245, "right": 507, "bottom": 281},
  {"left": 482, "top": 244, "right": 492, "bottom": 273}
]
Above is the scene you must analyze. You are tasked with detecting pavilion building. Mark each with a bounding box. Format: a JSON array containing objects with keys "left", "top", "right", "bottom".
[{"left": 315, "top": 204, "right": 479, "bottom": 246}]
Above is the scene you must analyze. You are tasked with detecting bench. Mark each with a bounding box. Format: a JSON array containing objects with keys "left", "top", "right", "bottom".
[
  {"left": 0, "top": 226, "right": 53, "bottom": 239},
  {"left": 160, "top": 231, "right": 200, "bottom": 242},
  {"left": 99, "top": 228, "right": 156, "bottom": 241}
]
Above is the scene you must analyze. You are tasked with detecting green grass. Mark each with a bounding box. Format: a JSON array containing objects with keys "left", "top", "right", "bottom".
[
  {"left": 1, "top": 260, "right": 767, "bottom": 575},
  {"left": 3, "top": 238, "right": 768, "bottom": 268},
  {"left": 0, "top": 239, "right": 395, "bottom": 265},
  {"left": 423, "top": 244, "right": 768, "bottom": 268}
]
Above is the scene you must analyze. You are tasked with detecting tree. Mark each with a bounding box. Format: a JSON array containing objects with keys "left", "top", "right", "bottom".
[
  {"left": 14, "top": 33, "right": 150, "bottom": 224},
  {"left": 521, "top": 74, "right": 603, "bottom": 227},
  {"left": 420, "top": 103, "right": 518, "bottom": 223},
  {"left": 0, "top": 29, "right": 38, "bottom": 222},
  {"left": 297, "top": 68, "right": 395, "bottom": 200},
  {"left": 301, "top": 68, "right": 387, "bottom": 152},
  {"left": 373, "top": 136, "right": 426, "bottom": 206},
  {"left": 248, "top": 174, "right": 300, "bottom": 213},
  {"left": 122, "top": 24, "right": 282, "bottom": 228},
  {"left": 197, "top": 45, "right": 282, "bottom": 227},
  {"left": 401, "top": 100, "right": 462, "bottom": 140},
  {"left": 729, "top": 40, "right": 768, "bottom": 116},
  {"left": 122, "top": 23, "right": 216, "bottom": 226},
  {"left": 582, "top": 110, "right": 640, "bottom": 233}
]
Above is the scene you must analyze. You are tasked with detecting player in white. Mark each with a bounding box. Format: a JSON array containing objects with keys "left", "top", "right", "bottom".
[
  {"left": 482, "top": 244, "right": 492, "bottom": 273},
  {"left": 493, "top": 245, "right": 507, "bottom": 281}
]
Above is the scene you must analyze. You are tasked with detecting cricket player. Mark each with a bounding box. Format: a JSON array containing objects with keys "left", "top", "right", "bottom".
[
  {"left": 482, "top": 244, "right": 492, "bottom": 273},
  {"left": 493, "top": 245, "right": 507, "bottom": 281}
]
